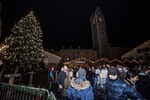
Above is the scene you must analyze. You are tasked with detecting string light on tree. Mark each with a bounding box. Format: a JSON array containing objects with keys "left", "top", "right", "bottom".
[{"left": 4, "top": 11, "right": 44, "bottom": 63}]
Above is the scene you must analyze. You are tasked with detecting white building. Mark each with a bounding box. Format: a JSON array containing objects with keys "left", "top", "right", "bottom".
[
  {"left": 121, "top": 40, "right": 150, "bottom": 61},
  {"left": 44, "top": 51, "right": 61, "bottom": 64}
]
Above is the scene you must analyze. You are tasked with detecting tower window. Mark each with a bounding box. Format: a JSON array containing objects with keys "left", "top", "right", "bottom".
[
  {"left": 101, "top": 32, "right": 105, "bottom": 35},
  {"left": 93, "top": 19, "right": 95, "bottom": 24},
  {"left": 86, "top": 52, "right": 89, "bottom": 55},
  {"left": 137, "top": 49, "right": 141, "bottom": 53}
]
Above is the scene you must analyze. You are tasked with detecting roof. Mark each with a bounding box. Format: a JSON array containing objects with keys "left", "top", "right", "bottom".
[
  {"left": 121, "top": 40, "right": 150, "bottom": 58},
  {"left": 44, "top": 51, "right": 61, "bottom": 64}
]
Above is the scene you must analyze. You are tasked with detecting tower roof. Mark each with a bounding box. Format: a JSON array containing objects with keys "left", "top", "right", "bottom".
[
  {"left": 90, "top": 7, "right": 104, "bottom": 21},
  {"left": 94, "top": 7, "right": 104, "bottom": 16}
]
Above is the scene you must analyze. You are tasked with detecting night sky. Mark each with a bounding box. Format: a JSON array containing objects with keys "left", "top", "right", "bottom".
[{"left": 1, "top": 0, "right": 150, "bottom": 50}]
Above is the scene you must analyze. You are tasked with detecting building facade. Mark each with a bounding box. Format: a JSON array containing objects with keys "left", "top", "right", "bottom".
[
  {"left": 59, "top": 49, "right": 97, "bottom": 61},
  {"left": 43, "top": 51, "right": 61, "bottom": 64},
  {"left": 90, "top": 7, "right": 109, "bottom": 58},
  {"left": 109, "top": 45, "right": 132, "bottom": 60},
  {"left": 121, "top": 40, "right": 150, "bottom": 61}
]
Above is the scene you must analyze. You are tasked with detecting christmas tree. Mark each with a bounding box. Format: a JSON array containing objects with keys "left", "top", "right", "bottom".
[{"left": 4, "top": 11, "right": 44, "bottom": 63}]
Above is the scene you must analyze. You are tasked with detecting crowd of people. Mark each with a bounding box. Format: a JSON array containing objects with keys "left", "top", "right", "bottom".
[{"left": 48, "top": 64, "right": 150, "bottom": 100}]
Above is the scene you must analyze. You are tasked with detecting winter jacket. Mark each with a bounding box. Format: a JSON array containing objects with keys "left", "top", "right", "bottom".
[
  {"left": 106, "top": 78, "right": 143, "bottom": 100},
  {"left": 93, "top": 76, "right": 107, "bottom": 100},
  {"left": 66, "top": 77, "right": 94, "bottom": 100},
  {"left": 93, "top": 75, "right": 98, "bottom": 90},
  {"left": 137, "top": 73, "right": 150, "bottom": 99},
  {"left": 93, "top": 69, "right": 107, "bottom": 90},
  {"left": 56, "top": 71, "right": 66, "bottom": 93}
]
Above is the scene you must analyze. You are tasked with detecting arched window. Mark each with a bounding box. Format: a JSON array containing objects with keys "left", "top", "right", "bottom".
[{"left": 144, "top": 53, "right": 150, "bottom": 60}]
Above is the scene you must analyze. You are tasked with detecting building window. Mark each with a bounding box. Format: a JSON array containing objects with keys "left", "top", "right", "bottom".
[
  {"left": 66, "top": 58, "right": 69, "bottom": 61},
  {"left": 137, "top": 49, "right": 141, "bottom": 53},
  {"left": 101, "top": 32, "right": 105, "bottom": 35},
  {"left": 93, "top": 19, "right": 95, "bottom": 24},
  {"left": 67, "top": 52, "right": 70, "bottom": 55},
  {"left": 140, "top": 47, "right": 150, "bottom": 52},
  {"left": 139, "top": 56, "right": 143, "bottom": 60},
  {"left": 144, "top": 53, "right": 150, "bottom": 60},
  {"left": 129, "top": 57, "right": 134, "bottom": 60},
  {"left": 142, "top": 47, "right": 150, "bottom": 52},
  {"left": 113, "top": 52, "right": 115, "bottom": 55},
  {"left": 86, "top": 52, "right": 89, "bottom": 55}
]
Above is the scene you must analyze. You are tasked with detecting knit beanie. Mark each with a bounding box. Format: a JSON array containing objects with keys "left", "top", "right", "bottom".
[
  {"left": 76, "top": 68, "right": 87, "bottom": 78},
  {"left": 108, "top": 67, "right": 118, "bottom": 76},
  {"left": 95, "top": 69, "right": 100, "bottom": 75}
]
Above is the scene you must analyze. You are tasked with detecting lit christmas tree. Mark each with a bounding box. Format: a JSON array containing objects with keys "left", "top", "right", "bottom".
[{"left": 4, "top": 11, "right": 44, "bottom": 63}]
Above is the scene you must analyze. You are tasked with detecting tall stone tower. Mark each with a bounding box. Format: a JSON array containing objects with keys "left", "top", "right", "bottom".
[
  {"left": 90, "top": 7, "right": 109, "bottom": 58},
  {"left": 0, "top": 2, "right": 2, "bottom": 38}
]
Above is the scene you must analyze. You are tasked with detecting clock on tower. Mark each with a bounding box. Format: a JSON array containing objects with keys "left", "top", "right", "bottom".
[{"left": 98, "top": 17, "right": 102, "bottom": 22}]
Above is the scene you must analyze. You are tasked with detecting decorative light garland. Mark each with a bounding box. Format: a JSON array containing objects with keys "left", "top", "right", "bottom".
[{"left": 64, "top": 57, "right": 143, "bottom": 65}]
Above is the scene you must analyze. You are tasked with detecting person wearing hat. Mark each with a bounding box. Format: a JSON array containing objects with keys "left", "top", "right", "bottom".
[
  {"left": 93, "top": 67, "right": 108, "bottom": 100},
  {"left": 93, "top": 68, "right": 101, "bottom": 90},
  {"left": 66, "top": 68, "right": 94, "bottom": 100},
  {"left": 106, "top": 67, "right": 143, "bottom": 100}
]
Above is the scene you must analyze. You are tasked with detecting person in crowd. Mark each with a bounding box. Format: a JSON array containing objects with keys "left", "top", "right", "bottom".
[
  {"left": 48, "top": 66, "right": 55, "bottom": 92},
  {"left": 86, "top": 68, "right": 95, "bottom": 87},
  {"left": 73, "top": 66, "right": 78, "bottom": 77},
  {"left": 63, "top": 71, "right": 74, "bottom": 100},
  {"left": 125, "top": 71, "right": 139, "bottom": 90},
  {"left": 93, "top": 67, "right": 107, "bottom": 100},
  {"left": 93, "top": 68, "right": 100, "bottom": 90},
  {"left": 66, "top": 68, "right": 94, "bottom": 100},
  {"left": 106, "top": 67, "right": 143, "bottom": 100},
  {"left": 117, "top": 65, "right": 127, "bottom": 80},
  {"left": 137, "top": 66, "right": 150, "bottom": 100},
  {"left": 57, "top": 65, "right": 69, "bottom": 100}
]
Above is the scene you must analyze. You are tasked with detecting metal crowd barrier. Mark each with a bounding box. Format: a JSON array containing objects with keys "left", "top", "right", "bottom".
[{"left": 0, "top": 83, "right": 56, "bottom": 100}]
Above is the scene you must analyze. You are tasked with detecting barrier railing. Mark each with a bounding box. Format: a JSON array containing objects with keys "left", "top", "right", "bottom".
[{"left": 0, "top": 83, "right": 56, "bottom": 100}]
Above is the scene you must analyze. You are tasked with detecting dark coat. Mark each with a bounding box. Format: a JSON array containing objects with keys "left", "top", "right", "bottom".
[
  {"left": 93, "top": 76, "right": 107, "bottom": 100},
  {"left": 106, "top": 78, "right": 143, "bottom": 100},
  {"left": 56, "top": 71, "right": 66, "bottom": 89},
  {"left": 137, "top": 73, "right": 150, "bottom": 99}
]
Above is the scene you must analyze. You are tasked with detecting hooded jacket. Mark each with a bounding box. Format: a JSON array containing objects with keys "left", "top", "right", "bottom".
[{"left": 66, "top": 77, "right": 94, "bottom": 100}]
